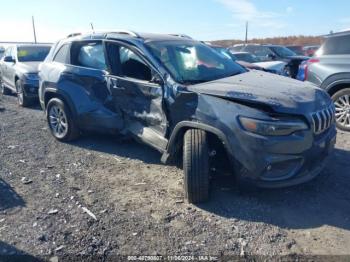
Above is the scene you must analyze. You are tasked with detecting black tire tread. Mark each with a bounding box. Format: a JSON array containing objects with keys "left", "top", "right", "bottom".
[
  {"left": 0, "top": 81, "right": 11, "bottom": 95},
  {"left": 183, "top": 129, "right": 209, "bottom": 203},
  {"left": 331, "top": 88, "right": 350, "bottom": 132},
  {"left": 16, "top": 80, "right": 31, "bottom": 107},
  {"left": 46, "top": 98, "right": 80, "bottom": 142}
]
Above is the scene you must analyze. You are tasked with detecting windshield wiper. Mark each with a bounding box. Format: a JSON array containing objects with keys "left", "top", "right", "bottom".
[{"left": 181, "top": 80, "right": 209, "bottom": 85}]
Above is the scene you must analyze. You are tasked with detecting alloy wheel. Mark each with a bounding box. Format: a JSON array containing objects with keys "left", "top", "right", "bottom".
[
  {"left": 48, "top": 105, "right": 69, "bottom": 138},
  {"left": 16, "top": 82, "right": 24, "bottom": 105},
  {"left": 334, "top": 94, "right": 350, "bottom": 128}
]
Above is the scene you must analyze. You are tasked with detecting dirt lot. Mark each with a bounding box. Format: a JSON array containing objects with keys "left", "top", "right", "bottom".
[{"left": 1, "top": 94, "right": 350, "bottom": 261}]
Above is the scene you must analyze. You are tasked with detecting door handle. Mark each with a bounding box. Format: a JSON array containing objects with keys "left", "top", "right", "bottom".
[{"left": 112, "top": 85, "right": 125, "bottom": 91}]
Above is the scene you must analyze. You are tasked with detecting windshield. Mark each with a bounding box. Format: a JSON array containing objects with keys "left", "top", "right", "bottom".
[
  {"left": 270, "top": 46, "right": 296, "bottom": 57},
  {"left": 146, "top": 40, "right": 246, "bottom": 84},
  {"left": 234, "top": 53, "right": 259, "bottom": 63},
  {"left": 17, "top": 46, "right": 51, "bottom": 62}
]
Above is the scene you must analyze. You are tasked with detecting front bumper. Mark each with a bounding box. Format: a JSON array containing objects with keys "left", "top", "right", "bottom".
[
  {"left": 231, "top": 125, "right": 336, "bottom": 188},
  {"left": 22, "top": 79, "right": 39, "bottom": 98}
]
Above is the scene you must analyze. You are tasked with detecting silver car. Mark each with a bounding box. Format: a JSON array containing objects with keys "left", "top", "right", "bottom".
[{"left": 306, "top": 30, "right": 350, "bottom": 131}]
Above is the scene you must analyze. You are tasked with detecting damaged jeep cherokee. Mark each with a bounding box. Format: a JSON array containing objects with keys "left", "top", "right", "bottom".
[{"left": 39, "top": 31, "right": 337, "bottom": 203}]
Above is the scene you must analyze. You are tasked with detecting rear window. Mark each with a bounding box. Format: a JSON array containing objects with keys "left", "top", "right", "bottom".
[
  {"left": 53, "top": 44, "right": 70, "bottom": 64},
  {"left": 76, "top": 42, "right": 106, "bottom": 70},
  {"left": 319, "top": 35, "right": 350, "bottom": 55},
  {"left": 17, "top": 46, "right": 51, "bottom": 62}
]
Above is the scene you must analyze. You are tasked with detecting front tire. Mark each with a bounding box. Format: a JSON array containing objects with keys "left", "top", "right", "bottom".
[
  {"left": 16, "top": 80, "right": 31, "bottom": 107},
  {"left": 183, "top": 129, "right": 210, "bottom": 203},
  {"left": 46, "top": 98, "right": 80, "bottom": 141},
  {"left": 332, "top": 88, "right": 350, "bottom": 132}
]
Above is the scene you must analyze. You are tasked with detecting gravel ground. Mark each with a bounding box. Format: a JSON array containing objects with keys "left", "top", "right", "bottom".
[{"left": 0, "top": 94, "right": 350, "bottom": 261}]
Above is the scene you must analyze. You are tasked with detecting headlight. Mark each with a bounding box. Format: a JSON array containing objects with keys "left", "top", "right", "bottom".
[
  {"left": 238, "top": 116, "right": 308, "bottom": 136},
  {"left": 24, "top": 73, "right": 39, "bottom": 81}
]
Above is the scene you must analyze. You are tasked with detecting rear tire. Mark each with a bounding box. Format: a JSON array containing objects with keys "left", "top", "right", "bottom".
[
  {"left": 0, "top": 79, "right": 11, "bottom": 95},
  {"left": 183, "top": 129, "right": 210, "bottom": 203},
  {"left": 46, "top": 98, "right": 80, "bottom": 141},
  {"left": 16, "top": 80, "right": 31, "bottom": 107},
  {"left": 332, "top": 88, "right": 350, "bottom": 132}
]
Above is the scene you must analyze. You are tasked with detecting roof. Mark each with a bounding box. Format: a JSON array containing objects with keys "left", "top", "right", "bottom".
[
  {"left": 324, "top": 30, "right": 350, "bottom": 38},
  {"left": 65, "top": 30, "right": 195, "bottom": 43}
]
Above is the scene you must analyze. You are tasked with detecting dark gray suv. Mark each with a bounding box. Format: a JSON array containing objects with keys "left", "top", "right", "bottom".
[
  {"left": 39, "top": 31, "right": 336, "bottom": 203},
  {"left": 305, "top": 30, "right": 350, "bottom": 131}
]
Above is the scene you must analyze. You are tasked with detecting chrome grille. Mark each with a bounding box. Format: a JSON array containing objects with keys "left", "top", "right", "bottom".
[{"left": 311, "top": 104, "right": 335, "bottom": 134}]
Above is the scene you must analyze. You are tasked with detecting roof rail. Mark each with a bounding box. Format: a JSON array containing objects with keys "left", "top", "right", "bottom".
[
  {"left": 67, "top": 32, "right": 82, "bottom": 38},
  {"left": 108, "top": 30, "right": 140, "bottom": 38},
  {"left": 169, "top": 34, "right": 193, "bottom": 39}
]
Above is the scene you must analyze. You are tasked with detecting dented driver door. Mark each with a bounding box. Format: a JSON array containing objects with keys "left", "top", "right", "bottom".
[{"left": 105, "top": 41, "right": 168, "bottom": 152}]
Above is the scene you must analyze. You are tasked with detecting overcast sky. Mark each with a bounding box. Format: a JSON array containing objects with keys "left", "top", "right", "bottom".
[{"left": 0, "top": 0, "right": 349, "bottom": 43}]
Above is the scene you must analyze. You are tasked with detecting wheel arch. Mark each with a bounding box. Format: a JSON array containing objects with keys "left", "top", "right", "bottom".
[
  {"left": 322, "top": 73, "right": 350, "bottom": 97},
  {"left": 44, "top": 88, "right": 78, "bottom": 120},
  {"left": 161, "top": 121, "right": 235, "bottom": 167}
]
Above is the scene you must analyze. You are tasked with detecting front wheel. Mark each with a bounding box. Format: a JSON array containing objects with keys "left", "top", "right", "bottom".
[
  {"left": 16, "top": 80, "right": 31, "bottom": 107},
  {"left": 332, "top": 88, "right": 350, "bottom": 132},
  {"left": 183, "top": 129, "right": 210, "bottom": 203},
  {"left": 46, "top": 98, "right": 80, "bottom": 141}
]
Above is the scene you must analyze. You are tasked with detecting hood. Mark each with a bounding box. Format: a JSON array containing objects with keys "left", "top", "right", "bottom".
[
  {"left": 16, "top": 61, "right": 41, "bottom": 73},
  {"left": 236, "top": 60, "right": 262, "bottom": 70},
  {"left": 186, "top": 70, "right": 331, "bottom": 115},
  {"left": 254, "top": 61, "right": 286, "bottom": 72}
]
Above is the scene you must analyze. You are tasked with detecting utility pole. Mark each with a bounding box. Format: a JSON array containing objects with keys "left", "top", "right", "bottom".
[
  {"left": 32, "top": 16, "right": 37, "bottom": 43},
  {"left": 245, "top": 21, "right": 248, "bottom": 44},
  {"left": 90, "top": 23, "right": 95, "bottom": 34}
]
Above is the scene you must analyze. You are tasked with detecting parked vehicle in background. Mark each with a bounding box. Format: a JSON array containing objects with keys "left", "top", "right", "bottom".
[
  {"left": 0, "top": 44, "right": 51, "bottom": 106},
  {"left": 211, "top": 45, "right": 286, "bottom": 75},
  {"left": 231, "top": 51, "right": 287, "bottom": 75},
  {"left": 286, "top": 45, "right": 304, "bottom": 55},
  {"left": 210, "top": 46, "right": 261, "bottom": 70},
  {"left": 296, "top": 60, "right": 308, "bottom": 81},
  {"left": 305, "top": 31, "right": 350, "bottom": 131},
  {"left": 0, "top": 46, "right": 5, "bottom": 59},
  {"left": 303, "top": 45, "right": 320, "bottom": 57},
  {"left": 39, "top": 31, "right": 336, "bottom": 203},
  {"left": 234, "top": 44, "right": 308, "bottom": 78}
]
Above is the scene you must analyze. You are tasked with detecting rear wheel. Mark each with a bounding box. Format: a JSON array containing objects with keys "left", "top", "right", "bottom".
[
  {"left": 46, "top": 98, "right": 80, "bottom": 141},
  {"left": 0, "top": 79, "right": 11, "bottom": 95},
  {"left": 183, "top": 129, "right": 210, "bottom": 203},
  {"left": 16, "top": 80, "right": 32, "bottom": 107},
  {"left": 332, "top": 88, "right": 350, "bottom": 132}
]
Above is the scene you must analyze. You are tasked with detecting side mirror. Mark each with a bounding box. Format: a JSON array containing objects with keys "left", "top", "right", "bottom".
[{"left": 4, "top": 56, "right": 15, "bottom": 63}]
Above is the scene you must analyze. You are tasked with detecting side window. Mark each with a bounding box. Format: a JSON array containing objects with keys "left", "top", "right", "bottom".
[
  {"left": 76, "top": 42, "right": 106, "bottom": 70},
  {"left": 4, "top": 47, "right": 10, "bottom": 57},
  {"left": 53, "top": 44, "right": 70, "bottom": 64},
  {"left": 5, "top": 47, "right": 13, "bottom": 58},
  {"left": 119, "top": 46, "right": 152, "bottom": 81},
  {"left": 10, "top": 47, "right": 16, "bottom": 59},
  {"left": 322, "top": 35, "right": 350, "bottom": 55}
]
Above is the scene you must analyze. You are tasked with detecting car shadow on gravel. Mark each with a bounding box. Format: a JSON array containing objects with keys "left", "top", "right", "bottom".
[
  {"left": 71, "top": 134, "right": 162, "bottom": 164},
  {"left": 0, "top": 241, "right": 42, "bottom": 261},
  {"left": 0, "top": 178, "right": 25, "bottom": 211},
  {"left": 1, "top": 93, "right": 42, "bottom": 111},
  {"left": 198, "top": 148, "right": 350, "bottom": 231}
]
